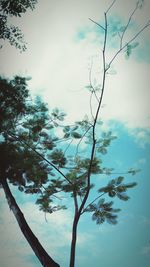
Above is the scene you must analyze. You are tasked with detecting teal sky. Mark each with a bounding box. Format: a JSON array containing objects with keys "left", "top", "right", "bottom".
[{"left": 0, "top": 1, "right": 150, "bottom": 267}]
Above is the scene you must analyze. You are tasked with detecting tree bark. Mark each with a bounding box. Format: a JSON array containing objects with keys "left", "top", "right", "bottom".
[
  {"left": 69, "top": 215, "right": 79, "bottom": 267},
  {"left": 0, "top": 175, "right": 60, "bottom": 267}
]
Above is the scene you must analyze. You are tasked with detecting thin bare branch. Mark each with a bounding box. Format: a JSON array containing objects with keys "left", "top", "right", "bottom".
[
  {"left": 108, "top": 21, "right": 150, "bottom": 69},
  {"left": 106, "top": 0, "right": 116, "bottom": 14},
  {"left": 89, "top": 18, "right": 105, "bottom": 31},
  {"left": 64, "top": 139, "right": 73, "bottom": 155},
  {"left": 88, "top": 58, "right": 99, "bottom": 103},
  {"left": 56, "top": 137, "right": 72, "bottom": 144},
  {"left": 120, "top": 3, "right": 139, "bottom": 49},
  {"left": 77, "top": 13, "right": 109, "bottom": 217},
  {"left": 75, "top": 125, "right": 92, "bottom": 159},
  {"left": 90, "top": 92, "right": 95, "bottom": 120},
  {"left": 93, "top": 13, "right": 108, "bottom": 125}
]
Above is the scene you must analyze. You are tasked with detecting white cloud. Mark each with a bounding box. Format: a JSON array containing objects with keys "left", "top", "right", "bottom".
[
  {"left": 0, "top": 195, "right": 39, "bottom": 267},
  {"left": 0, "top": 0, "right": 150, "bottom": 130},
  {"left": 129, "top": 128, "right": 150, "bottom": 147},
  {"left": 0, "top": 189, "right": 97, "bottom": 266},
  {"left": 141, "top": 245, "right": 150, "bottom": 256}
]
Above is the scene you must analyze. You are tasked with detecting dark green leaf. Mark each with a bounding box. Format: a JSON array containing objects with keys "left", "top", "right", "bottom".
[{"left": 71, "top": 132, "right": 82, "bottom": 139}]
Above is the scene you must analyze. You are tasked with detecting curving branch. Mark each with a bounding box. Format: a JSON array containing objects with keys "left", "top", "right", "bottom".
[{"left": 0, "top": 175, "right": 59, "bottom": 267}]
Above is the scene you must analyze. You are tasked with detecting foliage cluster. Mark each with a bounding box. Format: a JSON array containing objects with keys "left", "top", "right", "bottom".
[{"left": 0, "top": 0, "right": 37, "bottom": 50}]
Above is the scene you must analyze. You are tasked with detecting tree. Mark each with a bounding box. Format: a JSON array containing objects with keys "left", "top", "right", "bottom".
[
  {"left": 0, "top": 1, "right": 149, "bottom": 267},
  {"left": 0, "top": 75, "right": 60, "bottom": 267},
  {"left": 0, "top": 0, "right": 37, "bottom": 51}
]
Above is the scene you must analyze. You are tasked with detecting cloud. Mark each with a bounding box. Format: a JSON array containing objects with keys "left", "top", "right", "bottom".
[
  {"left": 0, "top": 189, "right": 72, "bottom": 265},
  {"left": 0, "top": 0, "right": 150, "bottom": 131},
  {"left": 141, "top": 245, "right": 150, "bottom": 256},
  {"left": 129, "top": 128, "right": 150, "bottom": 148},
  {"left": 0, "top": 193, "right": 40, "bottom": 267},
  {"left": 0, "top": 188, "right": 97, "bottom": 266}
]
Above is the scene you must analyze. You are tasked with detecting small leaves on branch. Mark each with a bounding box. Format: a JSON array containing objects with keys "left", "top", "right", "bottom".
[
  {"left": 96, "top": 131, "right": 117, "bottom": 154},
  {"left": 85, "top": 198, "right": 121, "bottom": 225},
  {"left": 51, "top": 108, "right": 66, "bottom": 122},
  {"left": 128, "top": 168, "right": 140, "bottom": 175},
  {"left": 125, "top": 42, "right": 139, "bottom": 59},
  {"left": 98, "top": 176, "right": 137, "bottom": 201},
  {"left": 48, "top": 149, "right": 67, "bottom": 168}
]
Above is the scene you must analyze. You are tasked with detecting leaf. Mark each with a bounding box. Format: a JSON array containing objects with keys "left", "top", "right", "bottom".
[
  {"left": 64, "top": 133, "right": 70, "bottom": 139},
  {"left": 72, "top": 125, "right": 79, "bottom": 131},
  {"left": 117, "top": 193, "right": 130, "bottom": 201},
  {"left": 71, "top": 132, "right": 82, "bottom": 139},
  {"left": 131, "top": 42, "right": 139, "bottom": 49},
  {"left": 128, "top": 168, "right": 140, "bottom": 175},
  {"left": 49, "top": 149, "right": 67, "bottom": 167},
  {"left": 63, "top": 126, "right": 70, "bottom": 133},
  {"left": 90, "top": 199, "right": 120, "bottom": 225},
  {"left": 137, "top": 0, "right": 145, "bottom": 9},
  {"left": 108, "top": 191, "right": 116, "bottom": 197},
  {"left": 126, "top": 44, "right": 132, "bottom": 58},
  {"left": 97, "top": 146, "right": 107, "bottom": 154},
  {"left": 116, "top": 176, "right": 124, "bottom": 185},
  {"left": 125, "top": 182, "right": 137, "bottom": 188},
  {"left": 85, "top": 85, "right": 92, "bottom": 91}
]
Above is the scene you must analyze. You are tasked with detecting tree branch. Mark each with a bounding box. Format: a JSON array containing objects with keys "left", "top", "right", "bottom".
[
  {"left": 77, "top": 12, "right": 109, "bottom": 217},
  {"left": 89, "top": 18, "right": 105, "bottom": 31},
  {"left": 81, "top": 192, "right": 106, "bottom": 214},
  {"left": 120, "top": 3, "right": 139, "bottom": 49},
  {"left": 74, "top": 125, "right": 92, "bottom": 158},
  {"left": 0, "top": 175, "right": 59, "bottom": 267},
  {"left": 106, "top": 0, "right": 116, "bottom": 14},
  {"left": 8, "top": 131, "right": 73, "bottom": 185},
  {"left": 108, "top": 21, "right": 150, "bottom": 69}
]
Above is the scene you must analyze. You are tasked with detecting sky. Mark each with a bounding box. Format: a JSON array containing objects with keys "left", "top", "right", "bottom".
[{"left": 0, "top": 0, "right": 150, "bottom": 267}]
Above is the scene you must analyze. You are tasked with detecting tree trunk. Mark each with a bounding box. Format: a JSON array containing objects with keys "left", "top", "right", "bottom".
[
  {"left": 69, "top": 215, "right": 79, "bottom": 267},
  {"left": 0, "top": 176, "right": 60, "bottom": 267}
]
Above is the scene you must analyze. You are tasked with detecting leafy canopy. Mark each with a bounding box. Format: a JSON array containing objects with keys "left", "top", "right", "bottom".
[{"left": 0, "top": 75, "right": 137, "bottom": 224}]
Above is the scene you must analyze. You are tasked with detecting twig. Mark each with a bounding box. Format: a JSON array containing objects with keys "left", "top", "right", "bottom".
[
  {"left": 89, "top": 18, "right": 105, "bottom": 31},
  {"left": 108, "top": 21, "right": 150, "bottom": 69},
  {"left": 90, "top": 92, "right": 95, "bottom": 120},
  {"left": 74, "top": 125, "right": 92, "bottom": 159},
  {"left": 64, "top": 139, "right": 73, "bottom": 155},
  {"left": 120, "top": 3, "right": 139, "bottom": 49},
  {"left": 78, "top": 12, "right": 109, "bottom": 216},
  {"left": 89, "top": 58, "right": 99, "bottom": 103},
  {"left": 81, "top": 192, "right": 106, "bottom": 214},
  {"left": 106, "top": 0, "right": 116, "bottom": 14}
]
